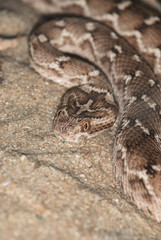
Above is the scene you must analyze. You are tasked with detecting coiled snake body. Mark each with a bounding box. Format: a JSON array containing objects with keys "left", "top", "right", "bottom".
[{"left": 27, "top": 0, "right": 161, "bottom": 221}]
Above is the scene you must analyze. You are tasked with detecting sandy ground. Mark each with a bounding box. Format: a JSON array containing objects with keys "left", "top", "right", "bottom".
[{"left": 1, "top": 0, "right": 161, "bottom": 239}]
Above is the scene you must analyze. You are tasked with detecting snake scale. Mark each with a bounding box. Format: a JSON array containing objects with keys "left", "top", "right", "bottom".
[{"left": 23, "top": 0, "right": 161, "bottom": 221}]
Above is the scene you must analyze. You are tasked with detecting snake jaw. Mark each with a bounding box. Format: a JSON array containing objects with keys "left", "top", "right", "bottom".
[{"left": 53, "top": 119, "right": 89, "bottom": 142}]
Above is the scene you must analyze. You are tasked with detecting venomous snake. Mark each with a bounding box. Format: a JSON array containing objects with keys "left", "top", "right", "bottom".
[{"left": 24, "top": 0, "right": 161, "bottom": 221}]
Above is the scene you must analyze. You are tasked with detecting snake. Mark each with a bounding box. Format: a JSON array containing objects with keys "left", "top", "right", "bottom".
[{"left": 24, "top": 0, "right": 161, "bottom": 221}]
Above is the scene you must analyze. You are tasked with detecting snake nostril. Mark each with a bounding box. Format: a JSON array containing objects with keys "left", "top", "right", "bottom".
[
  {"left": 55, "top": 108, "right": 67, "bottom": 119},
  {"left": 56, "top": 109, "right": 62, "bottom": 117}
]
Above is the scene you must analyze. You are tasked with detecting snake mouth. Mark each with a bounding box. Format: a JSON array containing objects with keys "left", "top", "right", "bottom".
[{"left": 53, "top": 123, "right": 90, "bottom": 142}]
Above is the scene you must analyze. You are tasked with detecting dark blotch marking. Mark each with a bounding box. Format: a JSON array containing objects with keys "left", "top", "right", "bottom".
[
  {"left": 155, "top": 104, "right": 160, "bottom": 113},
  {"left": 108, "top": 6, "right": 120, "bottom": 15},
  {"left": 155, "top": 104, "right": 161, "bottom": 118},
  {"left": 133, "top": 93, "right": 142, "bottom": 100},
  {"left": 136, "top": 22, "right": 148, "bottom": 32},
  {"left": 111, "top": 47, "right": 119, "bottom": 55},
  {"left": 157, "top": 44, "right": 161, "bottom": 50},
  {"left": 129, "top": 178, "right": 149, "bottom": 197},
  {"left": 126, "top": 140, "right": 132, "bottom": 151},
  {"left": 142, "top": 131, "right": 148, "bottom": 139},
  {"left": 144, "top": 164, "right": 156, "bottom": 176},
  {"left": 149, "top": 129, "right": 155, "bottom": 137},
  {"left": 125, "top": 70, "right": 136, "bottom": 78},
  {"left": 128, "top": 117, "right": 136, "bottom": 127},
  {"left": 58, "top": 61, "right": 64, "bottom": 69}
]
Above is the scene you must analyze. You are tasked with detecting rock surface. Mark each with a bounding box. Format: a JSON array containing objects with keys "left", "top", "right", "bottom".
[{"left": 0, "top": 0, "right": 161, "bottom": 239}]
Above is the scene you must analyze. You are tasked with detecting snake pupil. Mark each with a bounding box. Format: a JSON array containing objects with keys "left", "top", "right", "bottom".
[{"left": 81, "top": 121, "right": 90, "bottom": 132}]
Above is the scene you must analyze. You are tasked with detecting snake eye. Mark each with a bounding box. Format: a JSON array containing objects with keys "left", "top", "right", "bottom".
[{"left": 81, "top": 120, "right": 90, "bottom": 132}]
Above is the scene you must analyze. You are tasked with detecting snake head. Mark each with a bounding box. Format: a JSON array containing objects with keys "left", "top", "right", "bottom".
[
  {"left": 53, "top": 105, "right": 90, "bottom": 142},
  {"left": 53, "top": 86, "right": 118, "bottom": 142}
]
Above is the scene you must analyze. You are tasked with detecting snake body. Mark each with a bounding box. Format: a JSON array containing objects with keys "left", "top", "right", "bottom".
[{"left": 27, "top": 0, "right": 161, "bottom": 221}]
